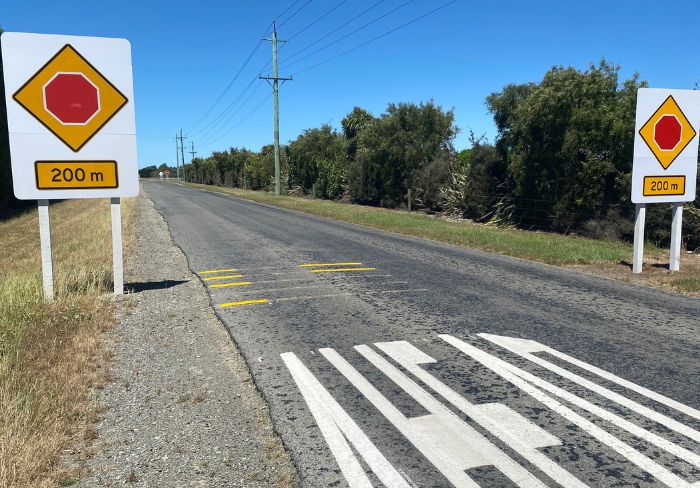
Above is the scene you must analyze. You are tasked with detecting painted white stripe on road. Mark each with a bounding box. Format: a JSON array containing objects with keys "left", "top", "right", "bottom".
[
  {"left": 274, "top": 289, "right": 428, "bottom": 303},
  {"left": 501, "top": 333, "right": 700, "bottom": 421},
  {"left": 473, "top": 336, "right": 700, "bottom": 468},
  {"left": 374, "top": 340, "right": 587, "bottom": 488},
  {"left": 281, "top": 352, "right": 410, "bottom": 488},
  {"left": 479, "top": 334, "right": 700, "bottom": 444},
  {"left": 323, "top": 346, "right": 547, "bottom": 488},
  {"left": 440, "top": 334, "right": 696, "bottom": 488}
]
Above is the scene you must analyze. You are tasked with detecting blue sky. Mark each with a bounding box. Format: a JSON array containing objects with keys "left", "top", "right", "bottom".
[{"left": 3, "top": 0, "right": 700, "bottom": 168}]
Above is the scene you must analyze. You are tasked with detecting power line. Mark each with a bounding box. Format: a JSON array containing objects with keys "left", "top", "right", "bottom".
[
  {"left": 185, "top": 0, "right": 302, "bottom": 133},
  {"left": 199, "top": 93, "right": 273, "bottom": 149},
  {"left": 287, "top": 0, "right": 348, "bottom": 41},
  {"left": 186, "top": 28, "right": 269, "bottom": 133},
  {"left": 197, "top": 81, "right": 265, "bottom": 146},
  {"left": 190, "top": 73, "right": 261, "bottom": 138},
  {"left": 192, "top": 0, "right": 345, "bottom": 134},
  {"left": 279, "top": 0, "right": 387, "bottom": 66},
  {"left": 292, "top": 0, "right": 458, "bottom": 76},
  {"left": 274, "top": 0, "right": 302, "bottom": 23},
  {"left": 279, "top": 0, "right": 414, "bottom": 70},
  {"left": 277, "top": 0, "right": 314, "bottom": 28}
]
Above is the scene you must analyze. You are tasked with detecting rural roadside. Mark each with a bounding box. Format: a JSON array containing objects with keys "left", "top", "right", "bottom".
[{"left": 62, "top": 189, "right": 297, "bottom": 487}]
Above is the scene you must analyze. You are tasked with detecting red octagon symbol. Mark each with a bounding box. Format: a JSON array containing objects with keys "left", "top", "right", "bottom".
[
  {"left": 43, "top": 73, "right": 100, "bottom": 125},
  {"left": 653, "top": 114, "right": 682, "bottom": 151}
]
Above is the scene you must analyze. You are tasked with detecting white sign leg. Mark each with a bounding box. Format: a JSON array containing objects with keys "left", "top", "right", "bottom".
[
  {"left": 38, "top": 199, "right": 54, "bottom": 301},
  {"left": 669, "top": 203, "right": 683, "bottom": 271},
  {"left": 633, "top": 203, "right": 646, "bottom": 274},
  {"left": 111, "top": 197, "right": 123, "bottom": 295}
]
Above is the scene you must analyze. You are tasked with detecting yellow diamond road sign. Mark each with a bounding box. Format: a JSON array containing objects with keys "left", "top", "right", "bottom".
[
  {"left": 638, "top": 95, "right": 697, "bottom": 170},
  {"left": 631, "top": 88, "right": 700, "bottom": 204},
  {"left": 12, "top": 44, "right": 128, "bottom": 152}
]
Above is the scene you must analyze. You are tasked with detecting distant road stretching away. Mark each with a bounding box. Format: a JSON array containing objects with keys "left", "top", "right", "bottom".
[{"left": 146, "top": 181, "right": 700, "bottom": 488}]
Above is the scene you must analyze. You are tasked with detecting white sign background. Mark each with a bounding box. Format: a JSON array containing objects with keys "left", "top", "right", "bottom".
[
  {"left": 1, "top": 32, "right": 139, "bottom": 199},
  {"left": 631, "top": 88, "right": 700, "bottom": 204}
]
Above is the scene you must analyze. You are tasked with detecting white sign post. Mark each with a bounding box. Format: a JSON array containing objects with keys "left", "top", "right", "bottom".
[
  {"left": 631, "top": 88, "right": 700, "bottom": 273},
  {"left": 2, "top": 32, "right": 138, "bottom": 299}
]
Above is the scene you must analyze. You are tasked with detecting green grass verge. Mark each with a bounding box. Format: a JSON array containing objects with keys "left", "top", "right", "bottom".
[
  {"left": 672, "top": 277, "right": 700, "bottom": 293},
  {"left": 180, "top": 182, "right": 661, "bottom": 266}
]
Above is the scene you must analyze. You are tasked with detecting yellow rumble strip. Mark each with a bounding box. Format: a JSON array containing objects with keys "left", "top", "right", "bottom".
[
  {"left": 310, "top": 267, "right": 376, "bottom": 273},
  {"left": 220, "top": 299, "right": 269, "bottom": 308},
  {"left": 209, "top": 282, "right": 252, "bottom": 289},
  {"left": 198, "top": 268, "right": 237, "bottom": 274},
  {"left": 299, "top": 262, "right": 362, "bottom": 267},
  {"left": 203, "top": 274, "right": 244, "bottom": 281}
]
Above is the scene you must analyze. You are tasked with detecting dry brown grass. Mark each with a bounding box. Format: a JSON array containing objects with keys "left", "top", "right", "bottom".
[{"left": 0, "top": 197, "right": 136, "bottom": 488}]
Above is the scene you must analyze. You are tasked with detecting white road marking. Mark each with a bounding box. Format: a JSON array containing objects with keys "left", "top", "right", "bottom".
[
  {"left": 322, "top": 346, "right": 547, "bottom": 488},
  {"left": 274, "top": 289, "right": 428, "bottom": 302},
  {"left": 374, "top": 340, "right": 587, "bottom": 488},
  {"left": 280, "top": 352, "right": 410, "bottom": 488},
  {"left": 440, "top": 334, "right": 696, "bottom": 488},
  {"left": 479, "top": 334, "right": 700, "bottom": 444},
  {"left": 472, "top": 336, "right": 700, "bottom": 468},
  {"left": 481, "top": 333, "right": 700, "bottom": 422},
  {"left": 214, "top": 281, "right": 411, "bottom": 295}
]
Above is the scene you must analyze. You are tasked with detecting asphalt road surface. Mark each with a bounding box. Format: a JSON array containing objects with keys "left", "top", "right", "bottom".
[{"left": 145, "top": 181, "right": 700, "bottom": 488}]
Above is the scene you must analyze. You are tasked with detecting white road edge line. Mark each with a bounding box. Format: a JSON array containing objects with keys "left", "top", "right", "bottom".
[
  {"left": 280, "top": 352, "right": 410, "bottom": 488},
  {"left": 440, "top": 334, "right": 695, "bottom": 488}
]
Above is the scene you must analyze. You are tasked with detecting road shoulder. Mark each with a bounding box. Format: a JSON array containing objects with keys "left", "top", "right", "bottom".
[{"left": 68, "top": 191, "right": 297, "bottom": 487}]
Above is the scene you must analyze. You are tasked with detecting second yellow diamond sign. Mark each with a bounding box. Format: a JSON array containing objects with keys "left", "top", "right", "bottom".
[
  {"left": 632, "top": 88, "right": 700, "bottom": 204},
  {"left": 13, "top": 44, "right": 128, "bottom": 152}
]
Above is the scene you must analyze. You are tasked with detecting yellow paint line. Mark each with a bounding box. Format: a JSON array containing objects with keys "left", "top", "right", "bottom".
[
  {"left": 220, "top": 299, "right": 269, "bottom": 308},
  {"left": 299, "top": 262, "right": 363, "bottom": 267},
  {"left": 198, "top": 268, "right": 237, "bottom": 274},
  {"left": 203, "top": 274, "right": 244, "bottom": 281},
  {"left": 310, "top": 268, "right": 376, "bottom": 273},
  {"left": 209, "top": 281, "right": 252, "bottom": 289}
]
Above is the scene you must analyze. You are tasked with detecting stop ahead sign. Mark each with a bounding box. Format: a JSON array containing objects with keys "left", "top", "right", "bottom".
[
  {"left": 632, "top": 88, "right": 700, "bottom": 203},
  {"left": 1, "top": 32, "right": 138, "bottom": 200}
]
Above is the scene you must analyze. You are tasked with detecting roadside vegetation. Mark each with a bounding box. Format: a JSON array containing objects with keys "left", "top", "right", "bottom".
[
  {"left": 0, "top": 199, "right": 134, "bottom": 487},
  {"left": 182, "top": 182, "right": 659, "bottom": 266},
  {"left": 172, "top": 61, "right": 700, "bottom": 252}
]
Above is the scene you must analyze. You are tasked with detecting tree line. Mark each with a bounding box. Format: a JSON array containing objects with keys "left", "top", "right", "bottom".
[{"left": 182, "top": 61, "right": 700, "bottom": 249}]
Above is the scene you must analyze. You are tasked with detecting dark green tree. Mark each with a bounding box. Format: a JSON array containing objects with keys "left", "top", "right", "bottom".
[
  {"left": 350, "top": 101, "right": 457, "bottom": 208},
  {"left": 287, "top": 125, "right": 347, "bottom": 198},
  {"left": 341, "top": 107, "right": 374, "bottom": 165},
  {"left": 486, "top": 60, "right": 644, "bottom": 232}
]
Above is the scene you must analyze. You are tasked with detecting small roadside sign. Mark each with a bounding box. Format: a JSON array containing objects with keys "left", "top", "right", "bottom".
[
  {"left": 1, "top": 32, "right": 138, "bottom": 200},
  {"left": 631, "top": 88, "right": 699, "bottom": 204},
  {"left": 630, "top": 88, "right": 700, "bottom": 274}
]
